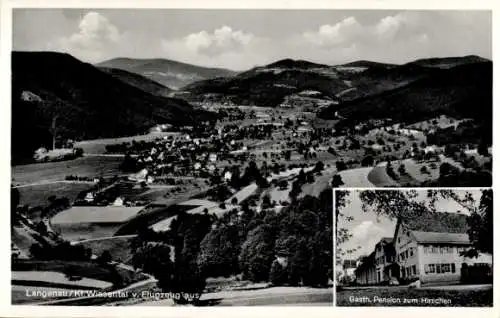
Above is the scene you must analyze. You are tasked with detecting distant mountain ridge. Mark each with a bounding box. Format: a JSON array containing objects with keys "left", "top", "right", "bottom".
[
  {"left": 98, "top": 66, "right": 173, "bottom": 98},
  {"left": 177, "top": 55, "right": 491, "bottom": 108},
  {"left": 407, "top": 55, "right": 490, "bottom": 69},
  {"left": 318, "top": 60, "right": 492, "bottom": 123},
  {"left": 96, "top": 57, "right": 237, "bottom": 89}
]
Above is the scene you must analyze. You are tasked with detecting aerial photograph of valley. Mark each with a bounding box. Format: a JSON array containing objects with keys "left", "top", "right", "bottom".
[{"left": 9, "top": 9, "right": 491, "bottom": 307}]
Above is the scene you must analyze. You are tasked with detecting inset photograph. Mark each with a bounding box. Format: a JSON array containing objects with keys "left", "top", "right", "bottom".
[{"left": 335, "top": 189, "right": 493, "bottom": 307}]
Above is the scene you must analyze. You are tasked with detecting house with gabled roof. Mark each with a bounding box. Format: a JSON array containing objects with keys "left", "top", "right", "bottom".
[
  {"left": 393, "top": 211, "right": 472, "bottom": 284},
  {"left": 374, "top": 237, "right": 398, "bottom": 284},
  {"left": 354, "top": 210, "right": 492, "bottom": 286}
]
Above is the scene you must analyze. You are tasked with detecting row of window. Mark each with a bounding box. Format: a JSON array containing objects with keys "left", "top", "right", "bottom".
[
  {"left": 424, "top": 263, "right": 456, "bottom": 274},
  {"left": 423, "top": 245, "right": 468, "bottom": 255}
]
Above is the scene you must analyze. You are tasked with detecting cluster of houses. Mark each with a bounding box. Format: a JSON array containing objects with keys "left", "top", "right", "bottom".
[
  {"left": 340, "top": 211, "right": 493, "bottom": 286},
  {"left": 129, "top": 132, "right": 247, "bottom": 179}
]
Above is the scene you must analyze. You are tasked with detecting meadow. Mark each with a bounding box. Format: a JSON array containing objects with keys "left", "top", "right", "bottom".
[
  {"left": 12, "top": 156, "right": 124, "bottom": 186},
  {"left": 17, "top": 182, "right": 94, "bottom": 207}
]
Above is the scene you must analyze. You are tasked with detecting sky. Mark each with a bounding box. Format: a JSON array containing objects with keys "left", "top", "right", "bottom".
[
  {"left": 337, "top": 189, "right": 483, "bottom": 261},
  {"left": 12, "top": 9, "right": 492, "bottom": 70}
]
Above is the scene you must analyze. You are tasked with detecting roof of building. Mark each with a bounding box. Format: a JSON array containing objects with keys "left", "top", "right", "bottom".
[
  {"left": 411, "top": 231, "right": 471, "bottom": 245},
  {"left": 402, "top": 211, "right": 469, "bottom": 234},
  {"left": 379, "top": 237, "right": 393, "bottom": 243}
]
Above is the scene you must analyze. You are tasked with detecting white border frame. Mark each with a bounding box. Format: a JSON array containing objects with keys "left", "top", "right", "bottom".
[{"left": 1, "top": 1, "right": 498, "bottom": 317}]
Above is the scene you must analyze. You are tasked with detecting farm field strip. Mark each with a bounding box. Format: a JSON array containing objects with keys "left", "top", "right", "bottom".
[
  {"left": 367, "top": 164, "right": 399, "bottom": 187},
  {"left": 12, "top": 156, "right": 123, "bottom": 186},
  {"left": 338, "top": 167, "right": 375, "bottom": 188},
  {"left": 12, "top": 271, "right": 113, "bottom": 289},
  {"left": 51, "top": 206, "right": 145, "bottom": 225}
]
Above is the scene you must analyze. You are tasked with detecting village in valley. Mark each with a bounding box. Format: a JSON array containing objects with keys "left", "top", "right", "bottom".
[
  {"left": 10, "top": 9, "right": 492, "bottom": 308},
  {"left": 11, "top": 104, "right": 336, "bottom": 306}
]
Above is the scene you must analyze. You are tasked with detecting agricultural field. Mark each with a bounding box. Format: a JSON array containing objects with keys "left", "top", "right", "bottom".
[
  {"left": 132, "top": 186, "right": 177, "bottom": 202},
  {"left": 265, "top": 186, "right": 291, "bottom": 205},
  {"left": 12, "top": 270, "right": 113, "bottom": 289},
  {"left": 300, "top": 167, "right": 337, "bottom": 198},
  {"left": 11, "top": 259, "right": 148, "bottom": 304},
  {"left": 74, "top": 132, "right": 180, "bottom": 154},
  {"left": 338, "top": 167, "right": 375, "bottom": 188},
  {"left": 52, "top": 223, "right": 125, "bottom": 242},
  {"left": 397, "top": 159, "right": 440, "bottom": 183},
  {"left": 12, "top": 156, "right": 124, "bottom": 186},
  {"left": 12, "top": 260, "right": 147, "bottom": 285},
  {"left": 366, "top": 164, "right": 399, "bottom": 187},
  {"left": 16, "top": 182, "right": 95, "bottom": 208},
  {"left": 77, "top": 237, "right": 136, "bottom": 265},
  {"left": 51, "top": 206, "right": 145, "bottom": 225}
]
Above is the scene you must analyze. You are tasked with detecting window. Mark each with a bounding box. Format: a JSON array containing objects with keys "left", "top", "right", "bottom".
[
  {"left": 436, "top": 264, "right": 442, "bottom": 274},
  {"left": 451, "top": 263, "right": 456, "bottom": 273},
  {"left": 432, "top": 246, "right": 439, "bottom": 253},
  {"left": 424, "top": 264, "right": 429, "bottom": 273},
  {"left": 429, "top": 264, "right": 436, "bottom": 273},
  {"left": 412, "top": 265, "right": 417, "bottom": 275},
  {"left": 405, "top": 250, "right": 409, "bottom": 258},
  {"left": 442, "top": 264, "right": 450, "bottom": 273},
  {"left": 410, "top": 247, "right": 414, "bottom": 257}
]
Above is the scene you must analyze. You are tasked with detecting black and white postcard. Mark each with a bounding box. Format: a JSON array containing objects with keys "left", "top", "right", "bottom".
[{"left": 0, "top": 1, "right": 497, "bottom": 318}]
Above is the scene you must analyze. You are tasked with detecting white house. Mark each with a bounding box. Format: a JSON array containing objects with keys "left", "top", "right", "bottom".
[
  {"left": 354, "top": 211, "right": 492, "bottom": 286},
  {"left": 209, "top": 153, "right": 218, "bottom": 162},
  {"left": 113, "top": 197, "right": 125, "bottom": 207},
  {"left": 84, "top": 192, "right": 95, "bottom": 203},
  {"left": 224, "top": 171, "right": 233, "bottom": 181},
  {"left": 393, "top": 212, "right": 473, "bottom": 284}
]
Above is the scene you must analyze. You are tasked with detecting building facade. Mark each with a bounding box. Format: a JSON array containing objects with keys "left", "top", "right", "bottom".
[
  {"left": 354, "top": 211, "right": 492, "bottom": 285},
  {"left": 394, "top": 227, "right": 470, "bottom": 284}
]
